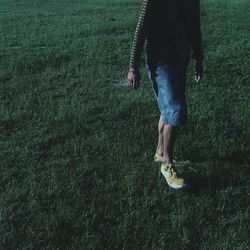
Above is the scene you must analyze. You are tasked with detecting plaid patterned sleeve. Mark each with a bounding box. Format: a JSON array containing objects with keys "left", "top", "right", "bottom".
[{"left": 129, "top": 0, "right": 150, "bottom": 69}]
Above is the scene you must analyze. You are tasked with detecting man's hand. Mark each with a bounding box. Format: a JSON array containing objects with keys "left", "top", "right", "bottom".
[
  {"left": 127, "top": 68, "right": 141, "bottom": 89},
  {"left": 194, "top": 60, "right": 203, "bottom": 82}
]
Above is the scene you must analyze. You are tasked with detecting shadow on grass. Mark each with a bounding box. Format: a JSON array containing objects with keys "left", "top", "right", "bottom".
[
  {"left": 181, "top": 171, "right": 209, "bottom": 195},
  {"left": 179, "top": 168, "right": 246, "bottom": 196}
]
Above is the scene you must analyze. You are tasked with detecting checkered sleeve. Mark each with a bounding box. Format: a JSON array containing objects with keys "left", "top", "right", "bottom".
[{"left": 129, "top": 0, "right": 150, "bottom": 69}]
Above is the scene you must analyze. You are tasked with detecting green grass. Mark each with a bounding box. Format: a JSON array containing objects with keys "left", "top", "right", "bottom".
[{"left": 0, "top": 0, "right": 250, "bottom": 249}]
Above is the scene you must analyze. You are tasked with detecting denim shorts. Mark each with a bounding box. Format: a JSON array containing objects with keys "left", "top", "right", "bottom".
[{"left": 146, "top": 60, "right": 189, "bottom": 126}]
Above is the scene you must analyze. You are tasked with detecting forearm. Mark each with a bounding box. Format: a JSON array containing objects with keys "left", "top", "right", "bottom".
[{"left": 129, "top": 0, "right": 150, "bottom": 69}]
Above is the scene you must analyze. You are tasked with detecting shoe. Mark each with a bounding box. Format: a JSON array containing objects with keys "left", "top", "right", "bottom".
[
  {"left": 160, "top": 163, "right": 186, "bottom": 189},
  {"left": 154, "top": 153, "right": 191, "bottom": 166}
]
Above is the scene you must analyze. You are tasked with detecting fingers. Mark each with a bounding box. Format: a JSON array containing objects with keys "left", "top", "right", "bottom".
[
  {"left": 132, "top": 79, "right": 139, "bottom": 89},
  {"left": 134, "top": 71, "right": 141, "bottom": 89},
  {"left": 132, "top": 78, "right": 136, "bottom": 88},
  {"left": 127, "top": 70, "right": 140, "bottom": 89},
  {"left": 194, "top": 60, "right": 204, "bottom": 83},
  {"left": 194, "top": 74, "right": 201, "bottom": 82},
  {"left": 131, "top": 76, "right": 137, "bottom": 88},
  {"left": 133, "top": 76, "right": 140, "bottom": 89},
  {"left": 127, "top": 72, "right": 134, "bottom": 87}
]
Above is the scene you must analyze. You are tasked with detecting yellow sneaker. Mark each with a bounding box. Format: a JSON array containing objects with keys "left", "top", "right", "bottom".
[{"left": 160, "top": 163, "right": 186, "bottom": 189}]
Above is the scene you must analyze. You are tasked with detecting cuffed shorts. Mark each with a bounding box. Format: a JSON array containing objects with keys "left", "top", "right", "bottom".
[{"left": 146, "top": 60, "right": 189, "bottom": 126}]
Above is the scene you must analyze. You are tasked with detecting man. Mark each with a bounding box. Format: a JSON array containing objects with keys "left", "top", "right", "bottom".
[{"left": 127, "top": 0, "right": 204, "bottom": 188}]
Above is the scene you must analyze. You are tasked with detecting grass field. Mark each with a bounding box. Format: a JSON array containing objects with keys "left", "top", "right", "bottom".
[{"left": 1, "top": 0, "right": 250, "bottom": 249}]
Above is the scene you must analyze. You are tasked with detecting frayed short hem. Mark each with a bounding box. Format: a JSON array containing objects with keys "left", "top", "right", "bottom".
[{"left": 161, "top": 112, "right": 188, "bottom": 126}]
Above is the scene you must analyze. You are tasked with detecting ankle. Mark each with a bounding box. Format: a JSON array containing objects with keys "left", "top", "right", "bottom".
[
  {"left": 156, "top": 150, "right": 163, "bottom": 156},
  {"left": 161, "top": 157, "right": 173, "bottom": 165}
]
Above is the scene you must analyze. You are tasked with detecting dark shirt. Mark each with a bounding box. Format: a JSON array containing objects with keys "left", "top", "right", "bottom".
[{"left": 129, "top": 0, "right": 204, "bottom": 69}]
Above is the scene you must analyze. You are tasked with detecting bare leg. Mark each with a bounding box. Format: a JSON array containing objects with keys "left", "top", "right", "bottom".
[
  {"left": 156, "top": 114, "right": 164, "bottom": 156},
  {"left": 161, "top": 124, "right": 179, "bottom": 164}
]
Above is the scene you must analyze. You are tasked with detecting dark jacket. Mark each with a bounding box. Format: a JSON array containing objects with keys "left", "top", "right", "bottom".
[{"left": 129, "top": 0, "right": 204, "bottom": 69}]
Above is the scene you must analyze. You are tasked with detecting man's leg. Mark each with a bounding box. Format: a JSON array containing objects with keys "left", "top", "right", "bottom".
[
  {"left": 156, "top": 114, "right": 164, "bottom": 157},
  {"left": 161, "top": 124, "right": 179, "bottom": 164},
  {"left": 155, "top": 114, "right": 179, "bottom": 164}
]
